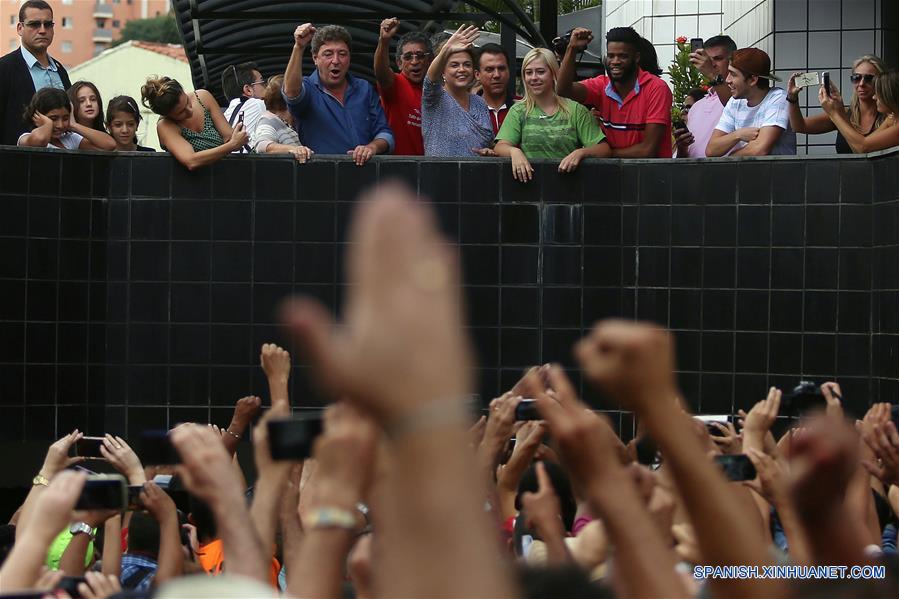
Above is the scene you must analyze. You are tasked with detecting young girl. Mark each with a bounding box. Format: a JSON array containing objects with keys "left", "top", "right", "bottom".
[
  {"left": 494, "top": 47, "right": 610, "bottom": 182},
  {"left": 17, "top": 87, "right": 116, "bottom": 150},
  {"left": 68, "top": 81, "right": 107, "bottom": 132},
  {"left": 106, "top": 95, "right": 156, "bottom": 152}
]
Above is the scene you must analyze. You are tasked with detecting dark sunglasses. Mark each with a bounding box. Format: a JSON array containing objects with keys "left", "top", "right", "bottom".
[
  {"left": 22, "top": 20, "right": 54, "bottom": 29},
  {"left": 850, "top": 73, "right": 876, "bottom": 84},
  {"left": 401, "top": 51, "right": 430, "bottom": 61}
]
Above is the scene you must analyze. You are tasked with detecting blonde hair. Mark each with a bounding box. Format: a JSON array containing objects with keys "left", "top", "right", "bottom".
[
  {"left": 140, "top": 76, "right": 184, "bottom": 116},
  {"left": 521, "top": 48, "right": 571, "bottom": 120},
  {"left": 848, "top": 55, "right": 887, "bottom": 130}
]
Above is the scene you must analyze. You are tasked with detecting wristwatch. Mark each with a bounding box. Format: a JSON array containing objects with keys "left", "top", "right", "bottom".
[
  {"left": 69, "top": 522, "right": 95, "bottom": 539},
  {"left": 32, "top": 473, "right": 50, "bottom": 487}
]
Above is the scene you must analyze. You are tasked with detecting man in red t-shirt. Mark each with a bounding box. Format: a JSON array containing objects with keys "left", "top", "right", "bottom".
[
  {"left": 374, "top": 18, "right": 433, "bottom": 155},
  {"left": 557, "top": 26, "right": 672, "bottom": 158}
]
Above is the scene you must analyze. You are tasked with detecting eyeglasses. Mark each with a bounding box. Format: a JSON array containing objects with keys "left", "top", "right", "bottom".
[
  {"left": 249, "top": 80, "right": 266, "bottom": 86},
  {"left": 401, "top": 51, "right": 431, "bottom": 61},
  {"left": 22, "top": 20, "right": 54, "bottom": 29},
  {"left": 850, "top": 73, "right": 876, "bottom": 84}
]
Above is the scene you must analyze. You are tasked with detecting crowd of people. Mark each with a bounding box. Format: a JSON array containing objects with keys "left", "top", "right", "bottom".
[
  {"left": 3, "top": 1, "right": 899, "bottom": 176},
  {"left": 0, "top": 182, "right": 898, "bottom": 598}
]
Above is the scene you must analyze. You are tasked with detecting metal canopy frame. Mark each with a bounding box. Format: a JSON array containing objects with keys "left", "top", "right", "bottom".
[{"left": 171, "top": 0, "right": 555, "bottom": 103}]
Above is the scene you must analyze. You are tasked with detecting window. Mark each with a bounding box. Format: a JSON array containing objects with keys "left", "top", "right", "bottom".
[
  {"left": 62, "top": 17, "right": 72, "bottom": 28},
  {"left": 96, "top": 18, "right": 106, "bottom": 28},
  {"left": 61, "top": 41, "right": 72, "bottom": 53},
  {"left": 112, "top": 19, "right": 120, "bottom": 28}
]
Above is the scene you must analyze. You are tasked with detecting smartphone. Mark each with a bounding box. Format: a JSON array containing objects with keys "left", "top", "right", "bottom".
[
  {"left": 690, "top": 38, "right": 703, "bottom": 52},
  {"left": 75, "top": 474, "right": 127, "bottom": 510},
  {"left": 127, "top": 484, "right": 144, "bottom": 511},
  {"left": 267, "top": 415, "right": 324, "bottom": 460},
  {"left": 56, "top": 576, "right": 86, "bottom": 598},
  {"left": 714, "top": 454, "right": 757, "bottom": 481},
  {"left": 139, "top": 430, "right": 181, "bottom": 465},
  {"left": 783, "top": 381, "right": 827, "bottom": 416},
  {"left": 794, "top": 71, "right": 820, "bottom": 88},
  {"left": 695, "top": 415, "right": 731, "bottom": 438},
  {"left": 673, "top": 118, "right": 687, "bottom": 131},
  {"left": 75, "top": 436, "right": 106, "bottom": 459},
  {"left": 822, "top": 71, "right": 831, "bottom": 96},
  {"left": 515, "top": 399, "right": 541, "bottom": 421},
  {"left": 237, "top": 111, "right": 245, "bottom": 124}
]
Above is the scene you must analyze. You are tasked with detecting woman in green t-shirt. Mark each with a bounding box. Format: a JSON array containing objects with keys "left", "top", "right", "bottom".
[{"left": 494, "top": 47, "right": 610, "bottom": 182}]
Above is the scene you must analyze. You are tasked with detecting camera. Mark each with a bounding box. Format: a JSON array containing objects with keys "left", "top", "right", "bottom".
[{"left": 783, "top": 381, "right": 826, "bottom": 416}]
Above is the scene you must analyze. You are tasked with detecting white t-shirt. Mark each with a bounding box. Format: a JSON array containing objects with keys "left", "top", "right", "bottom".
[
  {"left": 223, "top": 97, "right": 265, "bottom": 152},
  {"left": 714, "top": 87, "right": 796, "bottom": 155},
  {"left": 17, "top": 130, "right": 83, "bottom": 150}
]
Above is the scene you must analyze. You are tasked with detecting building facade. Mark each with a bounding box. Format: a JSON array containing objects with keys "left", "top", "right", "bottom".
[
  {"left": 605, "top": 0, "right": 899, "bottom": 154},
  {"left": 1, "top": 0, "right": 170, "bottom": 69}
]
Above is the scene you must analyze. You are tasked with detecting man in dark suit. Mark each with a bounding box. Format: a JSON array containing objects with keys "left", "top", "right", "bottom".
[{"left": 0, "top": 0, "right": 71, "bottom": 145}]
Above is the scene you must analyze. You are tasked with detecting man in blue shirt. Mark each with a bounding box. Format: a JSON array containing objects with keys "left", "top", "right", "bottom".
[
  {"left": 0, "top": 0, "right": 71, "bottom": 145},
  {"left": 282, "top": 23, "right": 394, "bottom": 165}
]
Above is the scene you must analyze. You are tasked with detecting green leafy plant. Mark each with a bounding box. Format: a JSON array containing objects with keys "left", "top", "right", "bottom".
[{"left": 668, "top": 36, "right": 710, "bottom": 121}]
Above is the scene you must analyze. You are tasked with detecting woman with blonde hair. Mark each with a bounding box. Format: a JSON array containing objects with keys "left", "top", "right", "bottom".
[
  {"left": 821, "top": 69, "right": 899, "bottom": 153},
  {"left": 787, "top": 54, "right": 887, "bottom": 153},
  {"left": 140, "top": 76, "right": 248, "bottom": 170},
  {"left": 494, "top": 47, "right": 610, "bottom": 182}
]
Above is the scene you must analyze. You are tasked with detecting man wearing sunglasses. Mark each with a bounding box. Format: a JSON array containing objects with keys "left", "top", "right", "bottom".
[
  {"left": 221, "top": 61, "right": 266, "bottom": 153},
  {"left": 0, "top": 0, "right": 72, "bottom": 145},
  {"left": 374, "top": 17, "right": 433, "bottom": 155}
]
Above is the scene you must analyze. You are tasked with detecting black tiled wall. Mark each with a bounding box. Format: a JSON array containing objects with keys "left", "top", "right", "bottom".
[{"left": 0, "top": 147, "right": 895, "bottom": 444}]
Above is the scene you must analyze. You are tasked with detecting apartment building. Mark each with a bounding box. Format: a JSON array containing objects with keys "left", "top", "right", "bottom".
[{"left": 1, "top": 0, "right": 170, "bottom": 68}]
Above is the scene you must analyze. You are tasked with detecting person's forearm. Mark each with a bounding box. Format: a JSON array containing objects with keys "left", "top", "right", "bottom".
[
  {"left": 534, "top": 521, "right": 572, "bottom": 565},
  {"left": 611, "top": 140, "right": 655, "bottom": 158},
  {"left": 706, "top": 132, "right": 740, "bottom": 157},
  {"left": 377, "top": 428, "right": 516, "bottom": 598},
  {"left": 279, "top": 483, "right": 303, "bottom": 584},
  {"left": 772, "top": 499, "right": 811, "bottom": 565},
  {"left": 283, "top": 44, "right": 306, "bottom": 98},
  {"left": 23, "top": 124, "right": 52, "bottom": 146},
  {"left": 426, "top": 45, "right": 450, "bottom": 84},
  {"left": 368, "top": 138, "right": 390, "bottom": 156},
  {"left": 288, "top": 527, "right": 355, "bottom": 598},
  {"left": 211, "top": 493, "right": 268, "bottom": 583},
  {"left": 71, "top": 122, "right": 116, "bottom": 150},
  {"left": 492, "top": 142, "right": 517, "bottom": 157},
  {"left": 153, "top": 514, "right": 184, "bottom": 585},
  {"left": 58, "top": 532, "right": 92, "bottom": 575},
  {"left": 374, "top": 38, "right": 394, "bottom": 90},
  {"left": 267, "top": 373, "right": 289, "bottom": 409},
  {"left": 556, "top": 47, "right": 579, "bottom": 100},
  {"left": 581, "top": 143, "right": 611, "bottom": 159},
  {"left": 249, "top": 476, "right": 287, "bottom": 560},
  {"left": 178, "top": 142, "right": 237, "bottom": 172},
  {"left": 732, "top": 140, "right": 773, "bottom": 157},
  {"left": 0, "top": 535, "right": 55, "bottom": 590},
  {"left": 788, "top": 99, "right": 808, "bottom": 133},
  {"left": 14, "top": 485, "right": 46, "bottom": 538},
  {"left": 101, "top": 516, "right": 122, "bottom": 577}
]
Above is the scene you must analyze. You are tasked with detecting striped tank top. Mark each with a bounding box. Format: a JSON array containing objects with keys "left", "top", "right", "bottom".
[{"left": 179, "top": 91, "right": 225, "bottom": 151}]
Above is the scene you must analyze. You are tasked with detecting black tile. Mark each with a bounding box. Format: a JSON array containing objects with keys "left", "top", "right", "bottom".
[
  {"left": 736, "top": 290, "right": 769, "bottom": 331},
  {"left": 771, "top": 248, "right": 804, "bottom": 289},
  {"left": 0, "top": 366, "right": 24, "bottom": 405},
  {"left": 805, "top": 248, "right": 838, "bottom": 289},
  {"left": 461, "top": 245, "right": 499, "bottom": 285},
  {"left": 28, "top": 238, "right": 58, "bottom": 279},
  {"left": 637, "top": 247, "right": 669, "bottom": 286},
  {"left": 256, "top": 159, "right": 296, "bottom": 202},
  {"left": 737, "top": 205, "right": 770, "bottom": 246},
  {"left": 460, "top": 162, "right": 499, "bottom": 203},
  {"left": 542, "top": 328, "right": 580, "bottom": 367},
  {"left": 770, "top": 291, "right": 802, "bottom": 332},
  {"left": 671, "top": 165, "right": 703, "bottom": 206},
  {"left": 90, "top": 200, "right": 106, "bottom": 238},
  {"left": 836, "top": 334, "right": 870, "bottom": 376},
  {"left": 296, "top": 161, "right": 336, "bottom": 202},
  {"left": 432, "top": 202, "right": 459, "bottom": 240},
  {"left": 171, "top": 241, "right": 210, "bottom": 281},
  {"left": 543, "top": 204, "right": 582, "bottom": 244},
  {"left": 802, "top": 333, "right": 836, "bottom": 376},
  {"left": 25, "top": 365, "right": 55, "bottom": 404},
  {"left": 107, "top": 156, "right": 130, "bottom": 199},
  {"left": 772, "top": 161, "right": 805, "bottom": 204},
  {"left": 295, "top": 203, "right": 336, "bottom": 242},
  {"left": 839, "top": 248, "right": 871, "bottom": 291},
  {"left": 0, "top": 152, "right": 28, "bottom": 195},
  {"left": 806, "top": 161, "right": 840, "bottom": 204},
  {"left": 130, "top": 241, "right": 169, "bottom": 281},
  {"left": 254, "top": 243, "right": 294, "bottom": 283},
  {"left": 840, "top": 205, "right": 871, "bottom": 246},
  {"left": 129, "top": 324, "right": 168, "bottom": 363},
  {"left": 127, "top": 407, "right": 167, "bottom": 438},
  {"left": 171, "top": 163, "right": 212, "bottom": 199},
  {"left": 172, "top": 200, "right": 212, "bottom": 240},
  {"left": 735, "top": 332, "right": 768, "bottom": 373},
  {"left": 0, "top": 280, "right": 25, "bottom": 320},
  {"left": 170, "top": 324, "right": 210, "bottom": 364},
  {"left": 253, "top": 283, "right": 293, "bottom": 324},
  {"left": 210, "top": 284, "right": 251, "bottom": 323},
  {"left": 60, "top": 155, "right": 92, "bottom": 197},
  {"left": 211, "top": 242, "right": 251, "bottom": 282},
  {"left": 639, "top": 163, "right": 671, "bottom": 204},
  {"left": 703, "top": 248, "right": 735, "bottom": 288},
  {"left": 59, "top": 240, "right": 90, "bottom": 279},
  {"left": 57, "top": 366, "right": 87, "bottom": 403},
  {"left": 210, "top": 325, "right": 252, "bottom": 365},
  {"left": 583, "top": 288, "right": 623, "bottom": 324},
  {"left": 771, "top": 205, "right": 804, "bottom": 247},
  {"left": 209, "top": 158, "right": 252, "bottom": 200},
  {"left": 29, "top": 153, "right": 61, "bottom": 197},
  {"left": 169, "top": 406, "right": 211, "bottom": 428},
  {"left": 702, "top": 290, "right": 734, "bottom": 330},
  {"left": 171, "top": 283, "right": 210, "bottom": 323},
  {"left": 671, "top": 205, "right": 702, "bottom": 246},
  {"left": 29, "top": 196, "right": 59, "bottom": 237},
  {"left": 583, "top": 205, "right": 620, "bottom": 245},
  {"left": 90, "top": 240, "right": 106, "bottom": 281},
  {"left": 501, "top": 287, "right": 538, "bottom": 326},
  {"left": 582, "top": 163, "right": 620, "bottom": 204},
  {"left": 806, "top": 205, "right": 839, "bottom": 246},
  {"left": 636, "top": 288, "right": 668, "bottom": 325},
  {"left": 734, "top": 374, "right": 768, "bottom": 412},
  {"left": 0, "top": 196, "right": 26, "bottom": 236},
  {"left": 60, "top": 199, "right": 92, "bottom": 238},
  {"left": 420, "top": 162, "right": 459, "bottom": 204},
  {"left": 465, "top": 287, "right": 499, "bottom": 326},
  {"left": 584, "top": 246, "right": 621, "bottom": 286},
  {"left": 674, "top": 330, "right": 701, "bottom": 370},
  {"left": 460, "top": 205, "right": 499, "bottom": 243},
  {"left": 379, "top": 160, "right": 419, "bottom": 190},
  {"left": 501, "top": 166, "right": 542, "bottom": 203},
  {"left": 621, "top": 247, "right": 636, "bottom": 286},
  {"left": 704, "top": 206, "right": 736, "bottom": 246},
  {"left": 699, "top": 163, "right": 736, "bottom": 205},
  {"left": 25, "top": 280, "right": 57, "bottom": 321},
  {"left": 736, "top": 248, "right": 769, "bottom": 289},
  {"left": 470, "top": 328, "right": 499, "bottom": 365},
  {"left": 500, "top": 328, "right": 539, "bottom": 367},
  {"left": 804, "top": 291, "right": 837, "bottom": 332},
  {"left": 738, "top": 162, "right": 772, "bottom": 204},
  {"left": 699, "top": 373, "right": 733, "bottom": 413},
  {"left": 0, "top": 239, "right": 25, "bottom": 278},
  {"left": 130, "top": 282, "right": 168, "bottom": 322},
  {"left": 169, "top": 365, "right": 210, "bottom": 405},
  {"left": 622, "top": 205, "right": 638, "bottom": 245},
  {"left": 107, "top": 200, "right": 129, "bottom": 238},
  {"left": 58, "top": 281, "right": 89, "bottom": 321},
  {"left": 295, "top": 243, "right": 335, "bottom": 284},
  {"left": 501, "top": 246, "right": 538, "bottom": 285},
  {"left": 105, "top": 325, "right": 127, "bottom": 363},
  {"left": 212, "top": 202, "right": 252, "bottom": 241},
  {"left": 544, "top": 246, "right": 581, "bottom": 285},
  {"left": 254, "top": 202, "right": 293, "bottom": 242},
  {"left": 542, "top": 287, "right": 581, "bottom": 327},
  {"left": 24, "top": 406, "right": 56, "bottom": 440},
  {"left": 131, "top": 200, "right": 170, "bottom": 240},
  {"left": 131, "top": 157, "right": 170, "bottom": 198},
  {"left": 501, "top": 205, "right": 539, "bottom": 243},
  {"left": 670, "top": 289, "right": 701, "bottom": 329},
  {"left": 542, "top": 164, "right": 583, "bottom": 206},
  {"left": 840, "top": 161, "right": 872, "bottom": 204},
  {"left": 838, "top": 292, "right": 870, "bottom": 333},
  {"left": 702, "top": 331, "right": 734, "bottom": 373},
  {"left": 25, "top": 322, "right": 55, "bottom": 362},
  {"left": 638, "top": 205, "right": 670, "bottom": 245}
]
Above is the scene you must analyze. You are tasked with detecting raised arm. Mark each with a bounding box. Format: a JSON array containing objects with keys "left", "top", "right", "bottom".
[
  {"left": 426, "top": 24, "right": 480, "bottom": 84},
  {"left": 786, "top": 73, "right": 836, "bottom": 134},
  {"left": 375, "top": 18, "right": 400, "bottom": 91},
  {"left": 248, "top": 410, "right": 294, "bottom": 567},
  {"left": 140, "top": 481, "right": 183, "bottom": 586},
  {"left": 284, "top": 23, "right": 315, "bottom": 99},
  {"left": 221, "top": 395, "right": 262, "bottom": 456},
  {"left": 556, "top": 28, "right": 592, "bottom": 104},
  {"left": 18, "top": 111, "right": 55, "bottom": 147},
  {"left": 822, "top": 84, "right": 899, "bottom": 153}
]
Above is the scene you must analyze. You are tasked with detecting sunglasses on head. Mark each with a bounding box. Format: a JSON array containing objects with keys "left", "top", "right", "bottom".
[
  {"left": 850, "top": 73, "right": 876, "bottom": 84},
  {"left": 401, "top": 51, "right": 430, "bottom": 61},
  {"left": 22, "top": 20, "right": 54, "bottom": 29}
]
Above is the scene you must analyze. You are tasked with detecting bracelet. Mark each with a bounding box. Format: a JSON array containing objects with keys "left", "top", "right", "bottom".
[
  {"left": 384, "top": 397, "right": 473, "bottom": 440},
  {"left": 786, "top": 95, "right": 799, "bottom": 104},
  {"left": 224, "top": 428, "right": 241, "bottom": 440},
  {"left": 307, "top": 507, "right": 362, "bottom": 532}
]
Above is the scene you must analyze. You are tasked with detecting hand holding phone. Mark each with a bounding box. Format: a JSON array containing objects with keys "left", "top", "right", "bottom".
[
  {"left": 714, "top": 454, "right": 757, "bottom": 482},
  {"left": 75, "top": 474, "right": 127, "bottom": 510},
  {"left": 793, "top": 71, "right": 820, "bottom": 88},
  {"left": 75, "top": 436, "right": 107, "bottom": 459},
  {"left": 822, "top": 71, "right": 831, "bottom": 97},
  {"left": 515, "top": 399, "right": 541, "bottom": 421},
  {"left": 690, "top": 38, "right": 703, "bottom": 53},
  {"left": 267, "top": 415, "right": 324, "bottom": 460}
]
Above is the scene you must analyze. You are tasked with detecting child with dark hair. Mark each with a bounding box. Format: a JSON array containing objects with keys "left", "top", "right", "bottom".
[
  {"left": 17, "top": 87, "right": 116, "bottom": 150},
  {"left": 68, "top": 81, "right": 106, "bottom": 132},
  {"left": 106, "top": 95, "right": 155, "bottom": 152}
]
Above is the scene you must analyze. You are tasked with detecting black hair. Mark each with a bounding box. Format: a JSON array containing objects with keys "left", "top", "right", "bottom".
[
  {"left": 605, "top": 26, "right": 642, "bottom": 52},
  {"left": 19, "top": 0, "right": 51, "bottom": 22},
  {"left": 515, "top": 461, "right": 577, "bottom": 532},
  {"left": 396, "top": 31, "right": 432, "bottom": 59},
  {"left": 127, "top": 512, "right": 161, "bottom": 557},
  {"left": 67, "top": 81, "right": 106, "bottom": 132},
  {"left": 140, "top": 76, "right": 184, "bottom": 117},
  {"left": 704, "top": 35, "right": 737, "bottom": 54},
  {"left": 189, "top": 494, "right": 217, "bottom": 542},
  {"left": 686, "top": 88, "right": 707, "bottom": 103},
  {"left": 221, "top": 62, "right": 259, "bottom": 101},
  {"left": 476, "top": 43, "right": 511, "bottom": 70},
  {"left": 106, "top": 95, "right": 142, "bottom": 124},
  {"left": 637, "top": 36, "right": 663, "bottom": 76},
  {"left": 22, "top": 87, "right": 70, "bottom": 127}
]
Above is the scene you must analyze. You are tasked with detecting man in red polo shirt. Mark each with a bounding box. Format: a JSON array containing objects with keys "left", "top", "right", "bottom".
[
  {"left": 374, "top": 18, "right": 432, "bottom": 155},
  {"left": 557, "top": 26, "right": 672, "bottom": 158}
]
